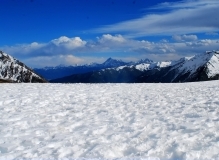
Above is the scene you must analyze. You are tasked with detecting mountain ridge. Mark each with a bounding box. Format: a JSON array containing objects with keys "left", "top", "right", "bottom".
[
  {"left": 34, "top": 57, "right": 153, "bottom": 80},
  {"left": 50, "top": 51, "right": 219, "bottom": 83},
  {"left": 0, "top": 51, "right": 47, "bottom": 83}
]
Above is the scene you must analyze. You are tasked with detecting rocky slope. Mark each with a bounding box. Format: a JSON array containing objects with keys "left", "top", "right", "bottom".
[{"left": 0, "top": 51, "right": 47, "bottom": 83}]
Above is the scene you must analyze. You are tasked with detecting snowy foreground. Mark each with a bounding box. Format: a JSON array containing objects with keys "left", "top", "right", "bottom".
[{"left": 1, "top": 81, "right": 219, "bottom": 160}]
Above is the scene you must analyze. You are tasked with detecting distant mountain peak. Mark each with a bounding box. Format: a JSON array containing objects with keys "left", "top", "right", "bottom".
[
  {"left": 102, "top": 57, "right": 129, "bottom": 67},
  {"left": 105, "top": 57, "right": 113, "bottom": 61},
  {"left": 104, "top": 57, "right": 122, "bottom": 63}
]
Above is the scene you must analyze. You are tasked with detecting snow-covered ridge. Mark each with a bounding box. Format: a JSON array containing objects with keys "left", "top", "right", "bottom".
[
  {"left": 78, "top": 50, "right": 218, "bottom": 83},
  {"left": 0, "top": 51, "right": 46, "bottom": 82},
  {"left": 170, "top": 51, "right": 219, "bottom": 80},
  {"left": 135, "top": 61, "right": 172, "bottom": 71},
  {"left": 112, "top": 51, "right": 219, "bottom": 75},
  {"left": 205, "top": 52, "right": 219, "bottom": 78},
  {"left": 48, "top": 50, "right": 219, "bottom": 83},
  {"left": 110, "top": 59, "right": 173, "bottom": 72}
]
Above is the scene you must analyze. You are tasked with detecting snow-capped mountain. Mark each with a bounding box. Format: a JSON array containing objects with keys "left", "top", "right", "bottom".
[
  {"left": 0, "top": 51, "right": 47, "bottom": 83},
  {"left": 51, "top": 51, "right": 219, "bottom": 83},
  {"left": 34, "top": 58, "right": 147, "bottom": 80}
]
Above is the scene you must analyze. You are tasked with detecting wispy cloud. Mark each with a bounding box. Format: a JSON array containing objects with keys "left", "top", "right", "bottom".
[
  {"left": 150, "top": 0, "right": 218, "bottom": 9},
  {"left": 172, "top": 34, "right": 198, "bottom": 42},
  {"left": 2, "top": 34, "right": 219, "bottom": 67},
  {"left": 205, "top": 32, "right": 219, "bottom": 36},
  {"left": 93, "top": 0, "right": 219, "bottom": 38}
]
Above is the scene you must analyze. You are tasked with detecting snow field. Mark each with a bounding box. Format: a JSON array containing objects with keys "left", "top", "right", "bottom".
[{"left": 0, "top": 81, "right": 219, "bottom": 159}]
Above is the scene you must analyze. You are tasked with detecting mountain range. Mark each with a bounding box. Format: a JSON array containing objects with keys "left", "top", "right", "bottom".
[
  {"left": 34, "top": 58, "right": 152, "bottom": 80},
  {"left": 1, "top": 50, "right": 219, "bottom": 83},
  {"left": 0, "top": 51, "right": 46, "bottom": 83},
  {"left": 50, "top": 51, "right": 219, "bottom": 83}
]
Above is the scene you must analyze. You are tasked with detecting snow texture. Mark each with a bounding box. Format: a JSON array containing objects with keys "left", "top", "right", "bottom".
[{"left": 1, "top": 81, "right": 219, "bottom": 159}]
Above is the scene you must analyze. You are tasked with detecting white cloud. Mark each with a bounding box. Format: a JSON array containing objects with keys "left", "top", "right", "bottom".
[
  {"left": 64, "top": 55, "right": 84, "bottom": 65},
  {"left": 51, "top": 36, "right": 86, "bottom": 49},
  {"left": 98, "top": 34, "right": 126, "bottom": 43},
  {"left": 172, "top": 34, "right": 198, "bottom": 42},
  {"left": 93, "top": 34, "right": 128, "bottom": 52},
  {"left": 2, "top": 36, "right": 87, "bottom": 58},
  {"left": 93, "top": 0, "right": 219, "bottom": 38},
  {"left": 186, "top": 39, "right": 213, "bottom": 47},
  {"left": 30, "top": 42, "right": 41, "bottom": 48}
]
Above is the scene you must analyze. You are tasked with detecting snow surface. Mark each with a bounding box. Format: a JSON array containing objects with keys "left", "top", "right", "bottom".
[{"left": 1, "top": 82, "right": 219, "bottom": 159}]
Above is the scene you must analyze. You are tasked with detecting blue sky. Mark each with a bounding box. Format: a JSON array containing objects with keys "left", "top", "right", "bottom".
[{"left": 1, "top": 0, "right": 219, "bottom": 67}]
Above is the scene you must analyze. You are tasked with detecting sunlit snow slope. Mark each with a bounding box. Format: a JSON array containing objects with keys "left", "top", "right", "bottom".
[
  {"left": 0, "top": 51, "right": 46, "bottom": 83},
  {"left": 169, "top": 51, "right": 219, "bottom": 81},
  {"left": 118, "top": 50, "right": 219, "bottom": 82},
  {"left": 1, "top": 82, "right": 219, "bottom": 159}
]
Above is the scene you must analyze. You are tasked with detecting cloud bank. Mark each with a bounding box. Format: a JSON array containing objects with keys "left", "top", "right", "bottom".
[{"left": 2, "top": 34, "right": 219, "bottom": 67}]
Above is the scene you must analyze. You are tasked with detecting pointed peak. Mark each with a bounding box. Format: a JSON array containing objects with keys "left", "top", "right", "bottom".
[
  {"left": 104, "top": 57, "right": 119, "bottom": 62},
  {"left": 102, "top": 57, "right": 128, "bottom": 67}
]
